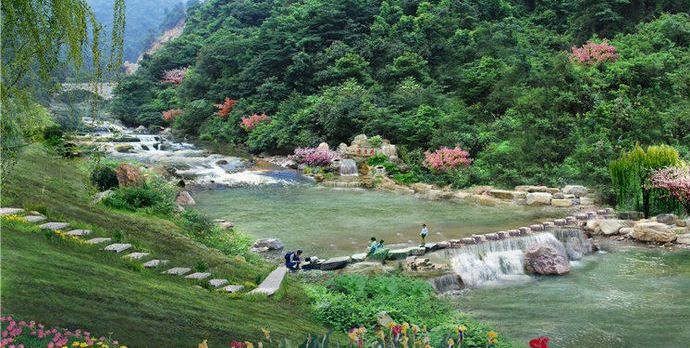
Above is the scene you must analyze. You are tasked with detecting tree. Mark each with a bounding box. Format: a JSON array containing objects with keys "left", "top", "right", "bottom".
[{"left": 651, "top": 166, "right": 690, "bottom": 216}]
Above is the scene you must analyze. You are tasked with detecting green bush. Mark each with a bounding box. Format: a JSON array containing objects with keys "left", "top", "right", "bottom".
[
  {"left": 180, "top": 209, "right": 215, "bottom": 237},
  {"left": 90, "top": 165, "right": 119, "bottom": 191},
  {"left": 102, "top": 178, "right": 176, "bottom": 216}
]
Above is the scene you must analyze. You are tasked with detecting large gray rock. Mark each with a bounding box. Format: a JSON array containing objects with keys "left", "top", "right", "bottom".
[
  {"left": 185, "top": 272, "right": 211, "bottom": 280},
  {"left": 677, "top": 234, "right": 690, "bottom": 245},
  {"left": 386, "top": 249, "right": 410, "bottom": 260},
  {"left": 597, "top": 219, "right": 632, "bottom": 236},
  {"left": 253, "top": 238, "right": 284, "bottom": 251},
  {"left": 655, "top": 214, "right": 677, "bottom": 225},
  {"left": 104, "top": 243, "right": 132, "bottom": 253},
  {"left": 249, "top": 266, "right": 287, "bottom": 296},
  {"left": 525, "top": 192, "right": 552, "bottom": 206},
  {"left": 551, "top": 198, "right": 574, "bottom": 207},
  {"left": 488, "top": 189, "right": 519, "bottom": 200},
  {"left": 632, "top": 222, "right": 677, "bottom": 243},
  {"left": 562, "top": 185, "right": 588, "bottom": 197},
  {"left": 176, "top": 191, "right": 196, "bottom": 206},
  {"left": 320, "top": 256, "right": 351, "bottom": 271},
  {"left": 524, "top": 244, "right": 570, "bottom": 275}
]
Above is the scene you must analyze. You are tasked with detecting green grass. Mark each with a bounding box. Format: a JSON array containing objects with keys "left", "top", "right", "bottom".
[{"left": 0, "top": 145, "right": 331, "bottom": 346}]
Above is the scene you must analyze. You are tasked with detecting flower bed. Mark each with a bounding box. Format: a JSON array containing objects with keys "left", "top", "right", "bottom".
[{"left": 0, "top": 315, "right": 125, "bottom": 348}]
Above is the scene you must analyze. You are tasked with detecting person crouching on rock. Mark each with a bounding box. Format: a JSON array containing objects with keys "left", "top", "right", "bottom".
[
  {"left": 285, "top": 250, "right": 303, "bottom": 271},
  {"left": 367, "top": 237, "right": 378, "bottom": 256}
]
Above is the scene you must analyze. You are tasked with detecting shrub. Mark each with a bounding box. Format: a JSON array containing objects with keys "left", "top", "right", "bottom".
[
  {"left": 90, "top": 165, "right": 119, "bottom": 191},
  {"left": 216, "top": 97, "right": 237, "bottom": 119},
  {"left": 241, "top": 113, "right": 271, "bottom": 131},
  {"left": 570, "top": 40, "right": 619, "bottom": 65},
  {"left": 650, "top": 165, "right": 690, "bottom": 215},
  {"left": 180, "top": 209, "right": 215, "bottom": 237},
  {"left": 290, "top": 147, "right": 340, "bottom": 166},
  {"left": 103, "top": 178, "right": 176, "bottom": 216},
  {"left": 368, "top": 135, "right": 383, "bottom": 147},
  {"left": 161, "top": 67, "right": 188, "bottom": 84},
  {"left": 423, "top": 146, "right": 472, "bottom": 172},
  {"left": 368, "top": 154, "right": 400, "bottom": 175}
]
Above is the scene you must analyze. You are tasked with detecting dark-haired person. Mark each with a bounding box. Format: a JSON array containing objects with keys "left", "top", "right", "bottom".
[
  {"left": 420, "top": 224, "right": 429, "bottom": 246},
  {"left": 284, "top": 249, "right": 303, "bottom": 271},
  {"left": 367, "top": 236, "right": 378, "bottom": 255}
]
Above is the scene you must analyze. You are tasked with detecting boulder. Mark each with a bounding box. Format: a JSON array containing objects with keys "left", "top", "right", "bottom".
[
  {"left": 253, "top": 238, "right": 284, "bottom": 251},
  {"left": 92, "top": 190, "right": 113, "bottom": 204},
  {"left": 488, "top": 189, "right": 519, "bottom": 200},
  {"left": 677, "top": 234, "right": 690, "bottom": 245},
  {"left": 561, "top": 185, "right": 588, "bottom": 197},
  {"left": 655, "top": 214, "right": 677, "bottom": 225},
  {"left": 525, "top": 192, "right": 552, "bottom": 206},
  {"left": 176, "top": 191, "right": 196, "bottom": 206},
  {"left": 551, "top": 198, "right": 573, "bottom": 207},
  {"left": 387, "top": 249, "right": 410, "bottom": 260},
  {"left": 579, "top": 197, "right": 596, "bottom": 206},
  {"left": 317, "top": 142, "right": 330, "bottom": 150},
  {"left": 597, "top": 219, "right": 632, "bottom": 236},
  {"left": 524, "top": 244, "right": 570, "bottom": 275},
  {"left": 676, "top": 219, "right": 688, "bottom": 227},
  {"left": 351, "top": 134, "right": 369, "bottom": 147},
  {"left": 133, "top": 125, "right": 147, "bottom": 133},
  {"left": 632, "top": 222, "right": 677, "bottom": 243},
  {"left": 584, "top": 219, "right": 600, "bottom": 233},
  {"left": 466, "top": 194, "right": 501, "bottom": 206},
  {"left": 619, "top": 227, "right": 634, "bottom": 237},
  {"left": 320, "top": 256, "right": 350, "bottom": 271},
  {"left": 411, "top": 183, "right": 434, "bottom": 193},
  {"left": 351, "top": 253, "right": 368, "bottom": 263},
  {"left": 115, "top": 164, "right": 143, "bottom": 187},
  {"left": 617, "top": 211, "right": 644, "bottom": 220},
  {"left": 114, "top": 144, "right": 134, "bottom": 153}
]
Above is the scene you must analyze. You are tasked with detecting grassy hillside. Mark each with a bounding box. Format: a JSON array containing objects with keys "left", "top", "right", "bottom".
[{"left": 0, "top": 145, "right": 329, "bottom": 346}]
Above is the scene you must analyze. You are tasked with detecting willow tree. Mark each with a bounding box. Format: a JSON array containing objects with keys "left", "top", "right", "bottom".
[
  {"left": 610, "top": 144, "right": 681, "bottom": 217},
  {"left": 0, "top": 0, "right": 125, "bottom": 169}
]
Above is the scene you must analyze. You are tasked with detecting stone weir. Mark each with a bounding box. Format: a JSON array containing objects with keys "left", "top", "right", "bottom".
[{"left": 299, "top": 208, "right": 616, "bottom": 273}]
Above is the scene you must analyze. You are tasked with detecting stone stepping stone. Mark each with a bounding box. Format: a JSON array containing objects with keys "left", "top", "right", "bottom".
[
  {"left": 248, "top": 266, "right": 287, "bottom": 296},
  {"left": 86, "top": 237, "right": 112, "bottom": 245},
  {"left": 143, "top": 259, "right": 168, "bottom": 268},
  {"left": 39, "top": 222, "right": 69, "bottom": 230},
  {"left": 208, "top": 279, "right": 229, "bottom": 287},
  {"left": 220, "top": 285, "right": 244, "bottom": 293},
  {"left": 25, "top": 215, "right": 47, "bottom": 223},
  {"left": 103, "top": 243, "right": 132, "bottom": 253},
  {"left": 0, "top": 208, "right": 24, "bottom": 216},
  {"left": 164, "top": 267, "right": 191, "bottom": 275},
  {"left": 123, "top": 252, "right": 150, "bottom": 260},
  {"left": 66, "top": 229, "right": 91, "bottom": 237},
  {"left": 185, "top": 272, "right": 211, "bottom": 280}
]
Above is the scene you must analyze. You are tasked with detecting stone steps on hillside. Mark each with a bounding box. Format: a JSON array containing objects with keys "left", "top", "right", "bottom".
[
  {"left": 103, "top": 243, "right": 132, "bottom": 253},
  {"left": 164, "top": 267, "right": 191, "bottom": 276},
  {"left": 123, "top": 252, "right": 150, "bottom": 260},
  {"left": 86, "top": 237, "right": 112, "bottom": 244},
  {"left": 39, "top": 222, "right": 69, "bottom": 230},
  {"left": 248, "top": 266, "right": 287, "bottom": 296},
  {"left": 220, "top": 285, "right": 244, "bottom": 293},
  {"left": 66, "top": 229, "right": 91, "bottom": 237},
  {"left": 208, "top": 279, "right": 229, "bottom": 287},
  {"left": 143, "top": 259, "right": 168, "bottom": 268},
  {"left": 185, "top": 272, "right": 211, "bottom": 280},
  {"left": 0, "top": 208, "right": 24, "bottom": 216},
  {"left": 25, "top": 215, "right": 47, "bottom": 223}
]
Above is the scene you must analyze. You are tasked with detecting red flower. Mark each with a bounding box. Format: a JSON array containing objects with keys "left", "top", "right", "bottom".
[
  {"left": 529, "top": 336, "right": 550, "bottom": 348},
  {"left": 230, "top": 341, "right": 246, "bottom": 348},
  {"left": 391, "top": 324, "right": 402, "bottom": 337}
]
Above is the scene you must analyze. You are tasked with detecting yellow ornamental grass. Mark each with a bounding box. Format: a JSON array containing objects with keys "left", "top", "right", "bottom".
[
  {"left": 198, "top": 339, "right": 208, "bottom": 348},
  {"left": 487, "top": 330, "right": 498, "bottom": 344}
]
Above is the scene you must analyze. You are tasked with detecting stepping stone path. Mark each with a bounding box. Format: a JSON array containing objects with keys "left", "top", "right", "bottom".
[
  {"left": 0, "top": 208, "right": 24, "bottom": 216},
  {"left": 66, "top": 229, "right": 91, "bottom": 237},
  {"left": 185, "top": 272, "right": 211, "bottom": 280},
  {"left": 248, "top": 266, "right": 287, "bottom": 296},
  {"left": 164, "top": 267, "right": 191, "bottom": 276},
  {"left": 86, "top": 237, "right": 112, "bottom": 244},
  {"left": 123, "top": 252, "right": 149, "bottom": 260},
  {"left": 220, "top": 285, "right": 244, "bottom": 293},
  {"left": 25, "top": 215, "right": 47, "bottom": 223},
  {"left": 208, "top": 279, "right": 229, "bottom": 287},
  {"left": 143, "top": 259, "right": 168, "bottom": 268},
  {"left": 39, "top": 222, "right": 69, "bottom": 230},
  {"left": 104, "top": 243, "right": 132, "bottom": 253}
]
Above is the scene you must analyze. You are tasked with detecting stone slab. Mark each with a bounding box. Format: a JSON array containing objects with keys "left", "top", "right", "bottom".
[
  {"left": 209, "top": 279, "right": 229, "bottom": 287},
  {"left": 85, "top": 237, "right": 111, "bottom": 244},
  {"left": 123, "top": 252, "right": 150, "bottom": 260},
  {"left": 248, "top": 267, "right": 287, "bottom": 296},
  {"left": 386, "top": 249, "right": 410, "bottom": 260},
  {"left": 351, "top": 253, "right": 367, "bottom": 262},
  {"left": 104, "top": 243, "right": 132, "bottom": 253},
  {"left": 164, "top": 267, "right": 191, "bottom": 275},
  {"left": 0, "top": 208, "right": 24, "bottom": 216},
  {"left": 185, "top": 272, "right": 211, "bottom": 280},
  {"left": 320, "top": 256, "right": 351, "bottom": 270},
  {"left": 143, "top": 259, "right": 168, "bottom": 268},
  {"left": 39, "top": 222, "right": 69, "bottom": 230},
  {"left": 220, "top": 285, "right": 244, "bottom": 293},
  {"left": 25, "top": 215, "right": 47, "bottom": 223},
  {"left": 66, "top": 229, "right": 91, "bottom": 237}
]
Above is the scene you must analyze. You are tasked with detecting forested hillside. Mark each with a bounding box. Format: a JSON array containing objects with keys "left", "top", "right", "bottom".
[{"left": 111, "top": 0, "right": 690, "bottom": 190}]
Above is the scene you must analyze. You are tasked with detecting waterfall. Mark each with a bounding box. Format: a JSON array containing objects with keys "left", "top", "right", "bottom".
[
  {"left": 135, "top": 135, "right": 161, "bottom": 152},
  {"left": 339, "top": 159, "right": 358, "bottom": 176},
  {"left": 431, "top": 274, "right": 464, "bottom": 294},
  {"left": 445, "top": 231, "right": 589, "bottom": 288}
]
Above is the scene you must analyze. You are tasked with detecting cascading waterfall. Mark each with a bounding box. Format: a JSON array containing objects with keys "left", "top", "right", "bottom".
[
  {"left": 135, "top": 135, "right": 161, "bottom": 152},
  {"left": 339, "top": 159, "right": 358, "bottom": 176},
  {"left": 445, "top": 230, "right": 591, "bottom": 288}
]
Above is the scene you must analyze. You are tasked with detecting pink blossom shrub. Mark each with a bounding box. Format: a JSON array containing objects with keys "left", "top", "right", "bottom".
[
  {"left": 162, "top": 108, "right": 183, "bottom": 122},
  {"left": 0, "top": 314, "right": 123, "bottom": 347},
  {"left": 240, "top": 113, "right": 271, "bottom": 131},
  {"left": 216, "top": 98, "right": 237, "bottom": 119},
  {"left": 570, "top": 41, "right": 619, "bottom": 65},
  {"left": 651, "top": 166, "right": 690, "bottom": 214},
  {"left": 423, "top": 146, "right": 472, "bottom": 172},
  {"left": 290, "top": 147, "right": 340, "bottom": 167},
  {"left": 161, "top": 67, "right": 188, "bottom": 84}
]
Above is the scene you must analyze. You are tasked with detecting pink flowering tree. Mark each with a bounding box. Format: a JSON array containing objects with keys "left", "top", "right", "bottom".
[
  {"left": 161, "top": 67, "right": 189, "bottom": 84},
  {"left": 290, "top": 147, "right": 340, "bottom": 167},
  {"left": 570, "top": 40, "right": 619, "bottom": 65},
  {"left": 240, "top": 113, "right": 271, "bottom": 131},
  {"left": 162, "top": 108, "right": 183, "bottom": 122},
  {"left": 423, "top": 146, "right": 473, "bottom": 172},
  {"left": 650, "top": 166, "right": 690, "bottom": 215}
]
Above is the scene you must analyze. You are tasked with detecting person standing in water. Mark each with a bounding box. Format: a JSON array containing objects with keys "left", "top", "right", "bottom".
[{"left": 420, "top": 224, "right": 429, "bottom": 246}]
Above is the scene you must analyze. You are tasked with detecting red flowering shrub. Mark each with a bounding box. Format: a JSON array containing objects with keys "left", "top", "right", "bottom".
[
  {"left": 240, "top": 113, "right": 270, "bottom": 131},
  {"left": 161, "top": 67, "right": 188, "bottom": 84},
  {"left": 570, "top": 41, "right": 619, "bottom": 65},
  {"left": 529, "top": 336, "right": 550, "bottom": 348},
  {"left": 162, "top": 108, "right": 183, "bottom": 122},
  {"left": 650, "top": 166, "right": 690, "bottom": 214},
  {"left": 290, "top": 147, "right": 340, "bottom": 166},
  {"left": 216, "top": 98, "right": 237, "bottom": 119},
  {"left": 423, "top": 146, "right": 472, "bottom": 172}
]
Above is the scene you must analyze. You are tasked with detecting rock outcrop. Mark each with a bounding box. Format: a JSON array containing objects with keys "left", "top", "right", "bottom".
[
  {"left": 176, "top": 191, "right": 196, "bottom": 206},
  {"left": 252, "top": 238, "right": 284, "bottom": 251},
  {"left": 524, "top": 244, "right": 570, "bottom": 275},
  {"left": 525, "top": 192, "right": 552, "bottom": 206},
  {"left": 632, "top": 222, "right": 677, "bottom": 243},
  {"left": 115, "top": 164, "right": 144, "bottom": 187}
]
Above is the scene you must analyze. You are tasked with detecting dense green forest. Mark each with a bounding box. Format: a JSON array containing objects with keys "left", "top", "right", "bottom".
[{"left": 111, "top": 0, "right": 690, "bottom": 190}]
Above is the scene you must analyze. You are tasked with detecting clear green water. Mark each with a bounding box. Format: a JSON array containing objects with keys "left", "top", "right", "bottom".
[
  {"left": 193, "top": 185, "right": 564, "bottom": 257},
  {"left": 456, "top": 247, "right": 690, "bottom": 348}
]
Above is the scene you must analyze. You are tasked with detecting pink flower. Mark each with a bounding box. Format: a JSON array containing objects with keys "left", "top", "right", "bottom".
[
  {"left": 650, "top": 166, "right": 690, "bottom": 214},
  {"left": 423, "top": 146, "right": 473, "bottom": 172},
  {"left": 161, "top": 67, "right": 189, "bottom": 84},
  {"left": 570, "top": 40, "right": 619, "bottom": 65},
  {"left": 290, "top": 147, "right": 340, "bottom": 166},
  {"left": 240, "top": 113, "right": 271, "bottom": 131}
]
